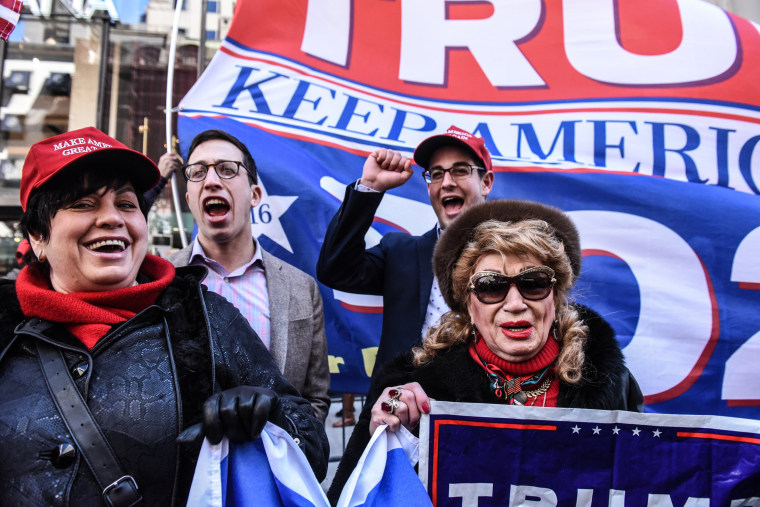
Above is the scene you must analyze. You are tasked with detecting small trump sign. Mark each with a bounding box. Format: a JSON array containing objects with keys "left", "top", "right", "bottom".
[{"left": 419, "top": 402, "right": 760, "bottom": 506}]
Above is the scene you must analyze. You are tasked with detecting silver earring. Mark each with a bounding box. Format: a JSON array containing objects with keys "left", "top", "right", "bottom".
[{"left": 470, "top": 320, "right": 478, "bottom": 342}]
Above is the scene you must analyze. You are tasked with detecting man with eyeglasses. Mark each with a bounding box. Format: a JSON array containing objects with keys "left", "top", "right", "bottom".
[
  {"left": 317, "top": 125, "right": 494, "bottom": 377},
  {"left": 165, "top": 129, "right": 330, "bottom": 423}
]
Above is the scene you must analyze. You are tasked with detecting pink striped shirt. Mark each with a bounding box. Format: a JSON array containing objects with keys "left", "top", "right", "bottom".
[{"left": 189, "top": 239, "right": 271, "bottom": 349}]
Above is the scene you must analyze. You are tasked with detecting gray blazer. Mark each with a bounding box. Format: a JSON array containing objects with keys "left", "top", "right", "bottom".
[{"left": 168, "top": 243, "right": 331, "bottom": 423}]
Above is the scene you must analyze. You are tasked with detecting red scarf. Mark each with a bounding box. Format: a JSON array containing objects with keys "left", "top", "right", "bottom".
[
  {"left": 469, "top": 333, "right": 560, "bottom": 406},
  {"left": 16, "top": 254, "right": 175, "bottom": 349}
]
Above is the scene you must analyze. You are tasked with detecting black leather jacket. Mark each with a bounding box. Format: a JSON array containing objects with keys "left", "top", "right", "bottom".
[{"left": 0, "top": 265, "right": 328, "bottom": 506}]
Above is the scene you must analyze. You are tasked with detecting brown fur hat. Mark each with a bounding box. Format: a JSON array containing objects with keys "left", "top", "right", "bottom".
[{"left": 433, "top": 199, "right": 581, "bottom": 313}]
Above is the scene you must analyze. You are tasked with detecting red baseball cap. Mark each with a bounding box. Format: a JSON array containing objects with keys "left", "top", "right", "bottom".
[
  {"left": 413, "top": 125, "right": 493, "bottom": 172},
  {"left": 20, "top": 126, "right": 160, "bottom": 211}
]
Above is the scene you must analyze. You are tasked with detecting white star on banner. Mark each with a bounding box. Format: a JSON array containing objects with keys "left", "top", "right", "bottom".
[
  {"left": 612, "top": 426, "right": 621, "bottom": 435},
  {"left": 592, "top": 426, "right": 602, "bottom": 435},
  {"left": 652, "top": 429, "right": 662, "bottom": 437},
  {"left": 571, "top": 425, "right": 581, "bottom": 434},
  {"left": 632, "top": 427, "right": 642, "bottom": 436},
  {"left": 250, "top": 177, "right": 297, "bottom": 253}
]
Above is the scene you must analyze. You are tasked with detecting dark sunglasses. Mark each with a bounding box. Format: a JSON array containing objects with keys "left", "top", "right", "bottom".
[{"left": 468, "top": 266, "right": 556, "bottom": 303}]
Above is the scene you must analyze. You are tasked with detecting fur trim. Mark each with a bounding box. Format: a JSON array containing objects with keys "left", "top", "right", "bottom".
[{"left": 433, "top": 199, "right": 581, "bottom": 313}]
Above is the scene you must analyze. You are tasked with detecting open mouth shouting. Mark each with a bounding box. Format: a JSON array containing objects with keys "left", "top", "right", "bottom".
[
  {"left": 442, "top": 196, "right": 464, "bottom": 216},
  {"left": 203, "top": 197, "right": 231, "bottom": 217},
  {"left": 85, "top": 238, "right": 128, "bottom": 253}
]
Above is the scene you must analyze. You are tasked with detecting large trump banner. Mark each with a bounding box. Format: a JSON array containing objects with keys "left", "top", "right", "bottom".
[{"left": 176, "top": 0, "right": 760, "bottom": 419}]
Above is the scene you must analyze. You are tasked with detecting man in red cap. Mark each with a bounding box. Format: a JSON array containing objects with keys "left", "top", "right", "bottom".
[{"left": 317, "top": 125, "right": 494, "bottom": 377}]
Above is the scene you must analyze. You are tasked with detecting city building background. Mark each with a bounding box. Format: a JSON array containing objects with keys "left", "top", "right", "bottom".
[{"left": 0, "top": 0, "right": 756, "bottom": 275}]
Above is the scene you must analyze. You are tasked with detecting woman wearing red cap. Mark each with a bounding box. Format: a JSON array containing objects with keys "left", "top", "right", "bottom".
[
  {"left": 327, "top": 200, "right": 643, "bottom": 504},
  {"left": 0, "top": 127, "right": 327, "bottom": 505}
]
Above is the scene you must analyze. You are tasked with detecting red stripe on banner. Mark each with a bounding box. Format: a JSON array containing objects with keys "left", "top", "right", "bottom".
[
  {"left": 738, "top": 282, "right": 760, "bottom": 290},
  {"left": 339, "top": 301, "right": 383, "bottom": 314},
  {"left": 583, "top": 249, "right": 625, "bottom": 260},
  {"left": 726, "top": 399, "right": 760, "bottom": 407},
  {"left": 373, "top": 217, "right": 409, "bottom": 235},
  {"left": 431, "top": 419, "right": 556, "bottom": 505},
  {"left": 677, "top": 431, "right": 760, "bottom": 445}
]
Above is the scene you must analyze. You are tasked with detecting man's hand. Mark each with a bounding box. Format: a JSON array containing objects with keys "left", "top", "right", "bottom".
[
  {"left": 359, "top": 149, "right": 414, "bottom": 192},
  {"left": 158, "top": 152, "right": 182, "bottom": 180}
]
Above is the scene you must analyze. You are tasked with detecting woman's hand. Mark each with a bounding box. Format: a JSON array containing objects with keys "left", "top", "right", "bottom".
[
  {"left": 178, "top": 386, "right": 283, "bottom": 445},
  {"left": 369, "top": 382, "right": 431, "bottom": 435}
]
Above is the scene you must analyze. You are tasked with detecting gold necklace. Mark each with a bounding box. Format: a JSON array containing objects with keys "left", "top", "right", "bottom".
[
  {"left": 525, "top": 376, "right": 553, "bottom": 397},
  {"left": 514, "top": 376, "right": 554, "bottom": 405}
]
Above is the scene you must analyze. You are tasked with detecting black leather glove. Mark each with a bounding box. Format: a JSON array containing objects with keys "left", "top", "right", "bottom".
[{"left": 178, "top": 386, "right": 282, "bottom": 445}]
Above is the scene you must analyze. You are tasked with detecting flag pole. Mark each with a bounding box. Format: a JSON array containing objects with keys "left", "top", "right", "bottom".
[{"left": 166, "top": 0, "right": 188, "bottom": 248}]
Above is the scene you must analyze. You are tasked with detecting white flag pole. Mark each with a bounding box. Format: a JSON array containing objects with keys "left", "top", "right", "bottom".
[{"left": 166, "top": 0, "right": 189, "bottom": 248}]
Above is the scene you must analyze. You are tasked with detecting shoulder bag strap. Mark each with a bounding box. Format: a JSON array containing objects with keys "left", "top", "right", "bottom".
[{"left": 36, "top": 340, "right": 143, "bottom": 507}]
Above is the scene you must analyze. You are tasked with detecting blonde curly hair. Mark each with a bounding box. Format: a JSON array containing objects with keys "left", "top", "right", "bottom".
[{"left": 412, "top": 219, "right": 587, "bottom": 384}]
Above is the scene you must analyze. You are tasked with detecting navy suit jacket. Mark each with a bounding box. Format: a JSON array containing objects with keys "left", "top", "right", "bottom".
[{"left": 317, "top": 184, "right": 438, "bottom": 374}]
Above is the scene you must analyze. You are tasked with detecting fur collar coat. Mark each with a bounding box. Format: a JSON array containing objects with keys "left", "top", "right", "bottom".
[{"left": 327, "top": 304, "right": 643, "bottom": 504}]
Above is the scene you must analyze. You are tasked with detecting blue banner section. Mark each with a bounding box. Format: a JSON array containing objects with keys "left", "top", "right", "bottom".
[
  {"left": 178, "top": 114, "right": 760, "bottom": 419},
  {"left": 421, "top": 403, "right": 760, "bottom": 506},
  {"left": 507, "top": 170, "right": 760, "bottom": 418}
]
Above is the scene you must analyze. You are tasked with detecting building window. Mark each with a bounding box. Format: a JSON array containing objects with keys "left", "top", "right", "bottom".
[
  {"left": 207, "top": 1, "right": 219, "bottom": 13},
  {"left": 41, "top": 73, "right": 72, "bottom": 96},
  {"left": 206, "top": 30, "right": 217, "bottom": 40},
  {"left": 5, "top": 71, "right": 31, "bottom": 93}
]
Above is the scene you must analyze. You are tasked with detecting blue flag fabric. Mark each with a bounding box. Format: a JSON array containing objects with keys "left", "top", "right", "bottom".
[
  {"left": 186, "top": 422, "right": 330, "bottom": 507},
  {"left": 336, "top": 425, "right": 431, "bottom": 507},
  {"left": 187, "top": 422, "right": 431, "bottom": 507}
]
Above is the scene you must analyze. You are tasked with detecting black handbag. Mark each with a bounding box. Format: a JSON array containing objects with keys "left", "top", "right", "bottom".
[{"left": 37, "top": 340, "right": 143, "bottom": 507}]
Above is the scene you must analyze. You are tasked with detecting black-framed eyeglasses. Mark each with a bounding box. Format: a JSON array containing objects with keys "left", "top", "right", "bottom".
[
  {"left": 182, "top": 160, "right": 248, "bottom": 182},
  {"left": 468, "top": 267, "right": 557, "bottom": 303},
  {"left": 422, "top": 163, "right": 484, "bottom": 184}
]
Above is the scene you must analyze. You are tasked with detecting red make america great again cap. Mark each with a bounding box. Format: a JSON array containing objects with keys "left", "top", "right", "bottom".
[
  {"left": 20, "top": 126, "right": 160, "bottom": 211},
  {"left": 413, "top": 125, "right": 493, "bottom": 172}
]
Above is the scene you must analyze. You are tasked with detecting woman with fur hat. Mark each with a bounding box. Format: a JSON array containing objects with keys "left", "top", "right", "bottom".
[
  {"left": 0, "top": 127, "right": 328, "bottom": 505},
  {"left": 327, "top": 199, "right": 643, "bottom": 503}
]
